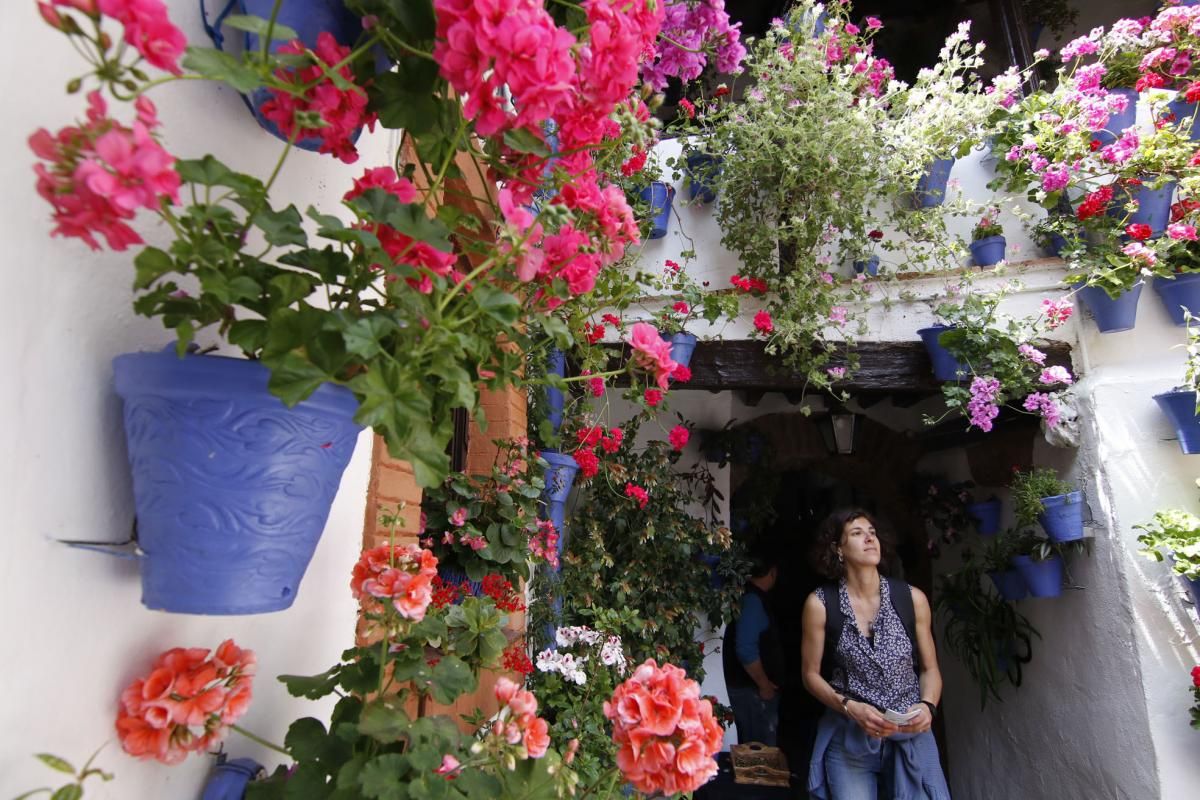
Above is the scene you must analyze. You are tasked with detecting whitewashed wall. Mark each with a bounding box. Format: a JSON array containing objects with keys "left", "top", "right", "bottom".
[{"left": 0, "top": 2, "right": 392, "bottom": 795}]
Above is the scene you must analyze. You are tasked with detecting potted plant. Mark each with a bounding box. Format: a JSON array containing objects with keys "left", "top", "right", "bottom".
[
  {"left": 982, "top": 532, "right": 1027, "bottom": 601},
  {"left": 925, "top": 286, "right": 1076, "bottom": 433},
  {"left": 1008, "top": 530, "right": 1066, "bottom": 598},
  {"left": 643, "top": 259, "right": 739, "bottom": 370},
  {"left": 1135, "top": 508, "right": 1200, "bottom": 608},
  {"left": 969, "top": 207, "right": 1007, "bottom": 267},
  {"left": 1155, "top": 318, "right": 1200, "bottom": 454},
  {"left": 968, "top": 496, "right": 1003, "bottom": 536},
  {"left": 31, "top": 1, "right": 685, "bottom": 611},
  {"left": 852, "top": 229, "right": 885, "bottom": 276},
  {"left": 1012, "top": 467, "right": 1085, "bottom": 543},
  {"left": 1149, "top": 221, "right": 1200, "bottom": 326}
]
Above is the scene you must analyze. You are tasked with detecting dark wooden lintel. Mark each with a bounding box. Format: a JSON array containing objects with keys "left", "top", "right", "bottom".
[{"left": 600, "top": 339, "right": 1073, "bottom": 394}]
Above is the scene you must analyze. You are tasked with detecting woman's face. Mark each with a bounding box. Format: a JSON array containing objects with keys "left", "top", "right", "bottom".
[{"left": 838, "top": 516, "right": 880, "bottom": 568}]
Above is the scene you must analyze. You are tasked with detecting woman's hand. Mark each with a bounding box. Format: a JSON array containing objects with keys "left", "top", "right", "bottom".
[
  {"left": 846, "top": 700, "right": 899, "bottom": 739},
  {"left": 901, "top": 703, "right": 933, "bottom": 734}
]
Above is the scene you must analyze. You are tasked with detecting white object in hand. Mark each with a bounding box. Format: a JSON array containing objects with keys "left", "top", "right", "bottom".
[{"left": 883, "top": 708, "right": 922, "bottom": 725}]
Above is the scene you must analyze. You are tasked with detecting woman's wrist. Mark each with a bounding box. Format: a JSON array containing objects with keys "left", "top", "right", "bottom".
[{"left": 919, "top": 699, "right": 938, "bottom": 717}]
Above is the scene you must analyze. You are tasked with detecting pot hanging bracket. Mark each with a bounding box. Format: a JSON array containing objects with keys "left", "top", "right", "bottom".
[{"left": 58, "top": 519, "right": 144, "bottom": 560}]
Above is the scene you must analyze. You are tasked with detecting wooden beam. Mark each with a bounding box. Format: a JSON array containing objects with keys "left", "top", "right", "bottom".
[
  {"left": 600, "top": 339, "right": 1073, "bottom": 394},
  {"left": 741, "top": 389, "right": 766, "bottom": 407},
  {"left": 918, "top": 405, "right": 1041, "bottom": 452}
]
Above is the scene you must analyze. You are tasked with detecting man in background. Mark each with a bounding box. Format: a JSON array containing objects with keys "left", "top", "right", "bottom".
[{"left": 722, "top": 552, "right": 783, "bottom": 745}]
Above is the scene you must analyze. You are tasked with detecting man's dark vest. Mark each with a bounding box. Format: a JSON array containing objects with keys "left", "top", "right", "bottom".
[{"left": 723, "top": 584, "right": 784, "bottom": 688}]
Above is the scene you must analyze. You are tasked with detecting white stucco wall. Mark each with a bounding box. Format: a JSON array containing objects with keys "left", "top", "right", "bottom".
[{"left": 1, "top": 3, "right": 390, "bottom": 795}]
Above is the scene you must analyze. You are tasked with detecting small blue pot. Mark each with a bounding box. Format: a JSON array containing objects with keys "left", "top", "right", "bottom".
[
  {"left": 1111, "top": 181, "right": 1176, "bottom": 236},
  {"left": 540, "top": 449, "right": 580, "bottom": 503},
  {"left": 201, "top": 756, "right": 264, "bottom": 800},
  {"left": 912, "top": 158, "right": 955, "bottom": 208},
  {"left": 968, "top": 499, "right": 1002, "bottom": 536},
  {"left": 1167, "top": 98, "right": 1200, "bottom": 140},
  {"left": 988, "top": 569, "right": 1028, "bottom": 602},
  {"left": 853, "top": 256, "right": 880, "bottom": 276},
  {"left": 1075, "top": 283, "right": 1143, "bottom": 333},
  {"left": 917, "top": 325, "right": 967, "bottom": 382},
  {"left": 684, "top": 153, "right": 721, "bottom": 203},
  {"left": 1153, "top": 273, "right": 1200, "bottom": 326},
  {"left": 112, "top": 350, "right": 362, "bottom": 614},
  {"left": 1038, "top": 491, "right": 1084, "bottom": 543},
  {"left": 1011, "top": 554, "right": 1064, "bottom": 598},
  {"left": 639, "top": 182, "right": 675, "bottom": 239},
  {"left": 1094, "top": 88, "right": 1138, "bottom": 147},
  {"left": 545, "top": 348, "right": 566, "bottom": 435},
  {"left": 661, "top": 331, "right": 698, "bottom": 369},
  {"left": 1045, "top": 233, "right": 1069, "bottom": 258},
  {"left": 1186, "top": 574, "right": 1200, "bottom": 609},
  {"left": 1154, "top": 389, "right": 1200, "bottom": 454},
  {"left": 970, "top": 235, "right": 1006, "bottom": 267}
]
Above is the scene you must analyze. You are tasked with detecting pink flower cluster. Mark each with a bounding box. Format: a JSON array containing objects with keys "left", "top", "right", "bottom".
[
  {"left": 1041, "top": 298, "right": 1074, "bottom": 329},
  {"left": 116, "top": 640, "right": 255, "bottom": 764},
  {"left": 641, "top": 0, "right": 747, "bottom": 91},
  {"left": 29, "top": 91, "right": 179, "bottom": 251},
  {"left": 668, "top": 424, "right": 690, "bottom": 452},
  {"left": 260, "top": 32, "right": 378, "bottom": 164},
  {"left": 350, "top": 543, "right": 439, "bottom": 622},
  {"left": 628, "top": 322, "right": 680, "bottom": 390},
  {"left": 492, "top": 677, "right": 551, "bottom": 759},
  {"left": 1023, "top": 392, "right": 1062, "bottom": 427},
  {"left": 624, "top": 482, "right": 649, "bottom": 509},
  {"left": 967, "top": 376, "right": 1002, "bottom": 432},
  {"left": 529, "top": 519, "right": 560, "bottom": 569},
  {"left": 94, "top": 0, "right": 187, "bottom": 74},
  {"left": 604, "top": 659, "right": 723, "bottom": 796}
]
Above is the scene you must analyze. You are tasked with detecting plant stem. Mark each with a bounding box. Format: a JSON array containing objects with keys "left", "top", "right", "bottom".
[{"left": 230, "top": 724, "right": 290, "bottom": 756}]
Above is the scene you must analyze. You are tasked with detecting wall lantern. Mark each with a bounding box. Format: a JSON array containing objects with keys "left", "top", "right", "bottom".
[{"left": 818, "top": 408, "right": 859, "bottom": 455}]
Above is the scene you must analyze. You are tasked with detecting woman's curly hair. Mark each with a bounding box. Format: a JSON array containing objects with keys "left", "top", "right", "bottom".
[{"left": 811, "top": 508, "right": 896, "bottom": 580}]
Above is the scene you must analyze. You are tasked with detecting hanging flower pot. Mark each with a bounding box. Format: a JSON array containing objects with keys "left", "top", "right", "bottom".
[
  {"left": 1075, "top": 283, "right": 1143, "bottom": 333},
  {"left": 638, "top": 182, "right": 675, "bottom": 239},
  {"left": 967, "top": 498, "right": 1002, "bottom": 536},
  {"left": 545, "top": 348, "right": 566, "bottom": 435},
  {"left": 1094, "top": 88, "right": 1138, "bottom": 147},
  {"left": 1185, "top": 573, "right": 1200, "bottom": 609},
  {"left": 853, "top": 256, "right": 880, "bottom": 276},
  {"left": 1011, "top": 554, "right": 1064, "bottom": 598},
  {"left": 112, "top": 349, "right": 362, "bottom": 614},
  {"left": 1153, "top": 389, "right": 1200, "bottom": 454},
  {"left": 1152, "top": 273, "right": 1200, "bottom": 326},
  {"left": 917, "top": 324, "right": 967, "bottom": 381},
  {"left": 540, "top": 450, "right": 580, "bottom": 536},
  {"left": 200, "top": 0, "right": 372, "bottom": 151},
  {"left": 201, "top": 755, "right": 264, "bottom": 800},
  {"left": 988, "top": 569, "right": 1028, "bottom": 602},
  {"left": 1037, "top": 491, "right": 1085, "bottom": 543},
  {"left": 660, "top": 331, "right": 698, "bottom": 369},
  {"left": 684, "top": 153, "right": 722, "bottom": 204},
  {"left": 1167, "top": 98, "right": 1200, "bottom": 140},
  {"left": 911, "top": 158, "right": 955, "bottom": 208},
  {"left": 1109, "top": 180, "right": 1176, "bottom": 236},
  {"left": 969, "top": 235, "right": 1006, "bottom": 267}
]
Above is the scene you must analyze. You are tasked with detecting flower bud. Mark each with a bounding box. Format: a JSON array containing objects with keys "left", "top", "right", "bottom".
[
  {"left": 37, "top": 2, "right": 65, "bottom": 30},
  {"left": 66, "top": 77, "right": 82, "bottom": 94}
]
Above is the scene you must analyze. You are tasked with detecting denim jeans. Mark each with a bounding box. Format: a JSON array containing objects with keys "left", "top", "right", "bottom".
[
  {"left": 824, "top": 726, "right": 932, "bottom": 800},
  {"left": 727, "top": 685, "right": 779, "bottom": 746}
]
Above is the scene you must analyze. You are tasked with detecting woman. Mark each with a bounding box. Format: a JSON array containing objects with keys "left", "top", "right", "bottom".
[{"left": 801, "top": 509, "right": 951, "bottom": 800}]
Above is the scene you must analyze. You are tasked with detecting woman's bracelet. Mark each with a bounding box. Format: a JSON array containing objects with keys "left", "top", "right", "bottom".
[{"left": 919, "top": 699, "right": 938, "bottom": 718}]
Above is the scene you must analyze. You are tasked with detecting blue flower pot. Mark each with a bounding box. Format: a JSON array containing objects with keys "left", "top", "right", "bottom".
[
  {"left": 202, "top": 756, "right": 264, "bottom": 800},
  {"left": 1168, "top": 98, "right": 1200, "bottom": 140},
  {"left": 1094, "top": 88, "right": 1138, "bottom": 147},
  {"left": 639, "top": 182, "right": 675, "bottom": 239},
  {"left": 917, "top": 325, "right": 967, "bottom": 381},
  {"left": 545, "top": 348, "right": 566, "bottom": 435},
  {"left": 1118, "top": 181, "right": 1176, "bottom": 236},
  {"left": 853, "top": 256, "right": 880, "bottom": 276},
  {"left": 1045, "top": 233, "right": 1069, "bottom": 258},
  {"left": 1011, "top": 554, "right": 1064, "bottom": 598},
  {"left": 540, "top": 450, "right": 580, "bottom": 504},
  {"left": 684, "top": 153, "right": 721, "bottom": 203},
  {"left": 1153, "top": 273, "right": 1200, "bottom": 326},
  {"left": 436, "top": 566, "right": 483, "bottom": 597},
  {"left": 661, "top": 331, "right": 698, "bottom": 369},
  {"left": 112, "top": 350, "right": 362, "bottom": 614},
  {"left": 1075, "top": 283, "right": 1143, "bottom": 333},
  {"left": 202, "top": 0, "right": 371, "bottom": 152},
  {"left": 1038, "top": 491, "right": 1085, "bottom": 543},
  {"left": 912, "top": 158, "right": 955, "bottom": 208},
  {"left": 968, "top": 499, "right": 1002, "bottom": 536},
  {"left": 988, "top": 569, "right": 1028, "bottom": 602},
  {"left": 1154, "top": 389, "right": 1200, "bottom": 454},
  {"left": 1185, "top": 574, "right": 1200, "bottom": 609},
  {"left": 970, "top": 235, "right": 1006, "bottom": 267}
]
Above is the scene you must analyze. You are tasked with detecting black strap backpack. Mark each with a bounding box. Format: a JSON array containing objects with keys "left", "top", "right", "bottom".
[{"left": 819, "top": 577, "right": 922, "bottom": 685}]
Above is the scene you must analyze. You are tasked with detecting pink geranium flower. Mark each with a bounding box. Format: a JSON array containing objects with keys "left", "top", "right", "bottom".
[
  {"left": 627, "top": 322, "right": 679, "bottom": 390},
  {"left": 668, "top": 425, "right": 690, "bottom": 451},
  {"left": 98, "top": 0, "right": 187, "bottom": 75}
]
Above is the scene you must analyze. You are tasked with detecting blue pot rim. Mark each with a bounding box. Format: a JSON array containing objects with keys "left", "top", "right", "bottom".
[
  {"left": 970, "top": 235, "right": 1006, "bottom": 247},
  {"left": 112, "top": 350, "right": 360, "bottom": 420},
  {"left": 1040, "top": 490, "right": 1082, "bottom": 507}
]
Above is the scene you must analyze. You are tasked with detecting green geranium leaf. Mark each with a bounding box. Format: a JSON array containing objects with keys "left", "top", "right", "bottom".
[
  {"left": 222, "top": 14, "right": 299, "bottom": 41},
  {"left": 255, "top": 205, "right": 308, "bottom": 247},
  {"left": 471, "top": 285, "right": 521, "bottom": 326},
  {"left": 429, "top": 656, "right": 476, "bottom": 705},
  {"left": 359, "top": 754, "right": 409, "bottom": 800},
  {"left": 269, "top": 272, "right": 318, "bottom": 308},
  {"left": 176, "top": 155, "right": 264, "bottom": 196},
  {"left": 50, "top": 787, "right": 82, "bottom": 800},
  {"left": 266, "top": 353, "right": 331, "bottom": 406},
  {"left": 228, "top": 319, "right": 269, "bottom": 355},
  {"left": 342, "top": 315, "right": 399, "bottom": 360},
  {"left": 133, "top": 246, "right": 175, "bottom": 290},
  {"left": 502, "top": 127, "right": 551, "bottom": 156},
  {"left": 385, "top": 204, "right": 453, "bottom": 252},
  {"left": 285, "top": 718, "right": 332, "bottom": 763},
  {"left": 181, "top": 47, "right": 262, "bottom": 93},
  {"left": 283, "top": 762, "right": 334, "bottom": 799},
  {"left": 371, "top": 73, "right": 439, "bottom": 133},
  {"left": 307, "top": 206, "right": 345, "bottom": 232},
  {"left": 385, "top": 0, "right": 436, "bottom": 39},
  {"left": 358, "top": 697, "right": 412, "bottom": 744},
  {"left": 36, "top": 754, "right": 75, "bottom": 774}
]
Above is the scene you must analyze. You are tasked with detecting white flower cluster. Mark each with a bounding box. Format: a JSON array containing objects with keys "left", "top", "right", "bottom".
[{"left": 537, "top": 626, "right": 629, "bottom": 684}]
